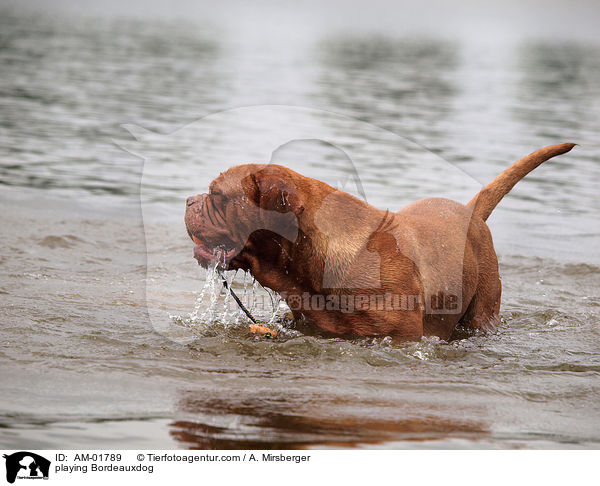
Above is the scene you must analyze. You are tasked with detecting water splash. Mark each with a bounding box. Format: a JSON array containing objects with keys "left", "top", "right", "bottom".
[{"left": 171, "top": 264, "right": 289, "bottom": 336}]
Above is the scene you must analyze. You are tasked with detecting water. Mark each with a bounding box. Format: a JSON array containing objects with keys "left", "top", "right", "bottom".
[{"left": 1, "top": 1, "right": 600, "bottom": 448}]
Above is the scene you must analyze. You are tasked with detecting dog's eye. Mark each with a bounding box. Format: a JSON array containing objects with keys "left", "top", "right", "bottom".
[
  {"left": 210, "top": 190, "right": 228, "bottom": 203},
  {"left": 209, "top": 183, "right": 224, "bottom": 196}
]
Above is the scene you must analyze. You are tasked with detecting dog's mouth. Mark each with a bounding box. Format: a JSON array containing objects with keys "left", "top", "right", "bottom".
[{"left": 191, "top": 234, "right": 239, "bottom": 268}]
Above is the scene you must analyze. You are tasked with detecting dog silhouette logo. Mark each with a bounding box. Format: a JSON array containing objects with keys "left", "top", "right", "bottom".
[{"left": 3, "top": 452, "right": 50, "bottom": 483}]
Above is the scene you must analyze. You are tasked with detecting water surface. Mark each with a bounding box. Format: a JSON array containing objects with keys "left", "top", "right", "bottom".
[{"left": 1, "top": 2, "right": 600, "bottom": 448}]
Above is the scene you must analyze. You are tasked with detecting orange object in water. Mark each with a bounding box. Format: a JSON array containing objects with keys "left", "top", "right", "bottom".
[{"left": 250, "top": 324, "right": 278, "bottom": 338}]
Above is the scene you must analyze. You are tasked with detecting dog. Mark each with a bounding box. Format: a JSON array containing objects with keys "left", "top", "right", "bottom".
[{"left": 185, "top": 143, "right": 575, "bottom": 341}]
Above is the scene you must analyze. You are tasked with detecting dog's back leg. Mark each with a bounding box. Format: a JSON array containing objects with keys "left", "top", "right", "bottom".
[{"left": 458, "top": 261, "right": 502, "bottom": 334}]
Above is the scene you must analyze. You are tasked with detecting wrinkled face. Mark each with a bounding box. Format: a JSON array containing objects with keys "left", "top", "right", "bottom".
[{"left": 184, "top": 164, "right": 303, "bottom": 269}]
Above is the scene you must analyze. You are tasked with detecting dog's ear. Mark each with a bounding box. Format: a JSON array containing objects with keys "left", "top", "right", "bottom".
[{"left": 242, "top": 168, "right": 303, "bottom": 215}]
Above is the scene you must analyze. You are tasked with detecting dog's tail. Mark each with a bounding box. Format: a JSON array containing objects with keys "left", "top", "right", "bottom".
[{"left": 466, "top": 143, "right": 576, "bottom": 222}]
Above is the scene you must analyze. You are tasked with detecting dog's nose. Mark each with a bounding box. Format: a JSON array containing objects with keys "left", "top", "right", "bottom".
[{"left": 186, "top": 195, "right": 197, "bottom": 207}]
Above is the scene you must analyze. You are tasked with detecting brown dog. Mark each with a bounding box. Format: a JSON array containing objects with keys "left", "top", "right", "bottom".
[{"left": 185, "top": 143, "right": 575, "bottom": 341}]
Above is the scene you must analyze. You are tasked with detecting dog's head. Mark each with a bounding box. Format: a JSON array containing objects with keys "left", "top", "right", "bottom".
[{"left": 184, "top": 164, "right": 305, "bottom": 270}]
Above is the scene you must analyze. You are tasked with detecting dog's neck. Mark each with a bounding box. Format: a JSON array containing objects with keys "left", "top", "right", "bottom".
[
  {"left": 245, "top": 191, "right": 388, "bottom": 296},
  {"left": 302, "top": 196, "right": 389, "bottom": 293},
  {"left": 238, "top": 173, "right": 397, "bottom": 303}
]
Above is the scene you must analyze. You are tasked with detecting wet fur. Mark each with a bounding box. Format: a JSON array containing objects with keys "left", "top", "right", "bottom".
[{"left": 185, "top": 143, "right": 575, "bottom": 341}]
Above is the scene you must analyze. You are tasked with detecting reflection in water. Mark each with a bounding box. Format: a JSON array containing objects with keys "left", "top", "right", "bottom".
[
  {"left": 315, "top": 35, "right": 459, "bottom": 141},
  {"left": 170, "top": 389, "right": 487, "bottom": 449},
  {"left": 2, "top": 4, "right": 600, "bottom": 450}
]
